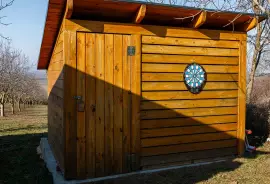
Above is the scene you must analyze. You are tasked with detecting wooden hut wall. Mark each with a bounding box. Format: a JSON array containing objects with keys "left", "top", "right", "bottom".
[
  {"left": 140, "top": 35, "right": 243, "bottom": 169},
  {"left": 47, "top": 25, "right": 65, "bottom": 172},
  {"left": 60, "top": 19, "right": 246, "bottom": 179}
]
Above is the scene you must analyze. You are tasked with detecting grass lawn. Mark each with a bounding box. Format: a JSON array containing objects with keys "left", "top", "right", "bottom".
[
  {"left": 0, "top": 105, "right": 52, "bottom": 184},
  {"left": 1, "top": 105, "right": 270, "bottom": 184}
]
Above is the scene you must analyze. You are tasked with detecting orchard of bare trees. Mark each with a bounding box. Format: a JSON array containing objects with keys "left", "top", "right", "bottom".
[{"left": 0, "top": 42, "right": 47, "bottom": 117}]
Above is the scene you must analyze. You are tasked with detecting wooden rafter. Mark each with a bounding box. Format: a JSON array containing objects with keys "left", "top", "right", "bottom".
[
  {"left": 65, "top": 0, "right": 74, "bottom": 19},
  {"left": 133, "top": 5, "right": 146, "bottom": 24},
  {"left": 241, "top": 17, "right": 258, "bottom": 32},
  {"left": 189, "top": 11, "right": 207, "bottom": 29}
]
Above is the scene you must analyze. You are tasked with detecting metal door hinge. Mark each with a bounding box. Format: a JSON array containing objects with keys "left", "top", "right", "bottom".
[{"left": 127, "top": 46, "right": 135, "bottom": 56}]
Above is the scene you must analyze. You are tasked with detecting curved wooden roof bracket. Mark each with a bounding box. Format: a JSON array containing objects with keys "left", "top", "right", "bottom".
[
  {"left": 65, "top": 0, "right": 74, "bottom": 19},
  {"left": 189, "top": 10, "right": 207, "bottom": 29},
  {"left": 241, "top": 17, "right": 258, "bottom": 32},
  {"left": 133, "top": 4, "right": 147, "bottom": 24}
]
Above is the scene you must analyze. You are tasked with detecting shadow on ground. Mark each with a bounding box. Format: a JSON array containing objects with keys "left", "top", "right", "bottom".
[{"left": 0, "top": 133, "right": 53, "bottom": 184}]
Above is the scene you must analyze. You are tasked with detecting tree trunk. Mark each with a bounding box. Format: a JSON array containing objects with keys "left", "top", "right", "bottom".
[
  {"left": 18, "top": 102, "right": 21, "bottom": 112},
  {"left": 0, "top": 103, "right": 4, "bottom": 117},
  {"left": 11, "top": 103, "right": 14, "bottom": 115},
  {"left": 246, "top": 22, "right": 262, "bottom": 104},
  {"left": 23, "top": 103, "right": 25, "bottom": 109}
]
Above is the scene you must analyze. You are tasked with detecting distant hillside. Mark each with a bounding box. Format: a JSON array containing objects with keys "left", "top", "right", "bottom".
[{"left": 35, "top": 70, "right": 47, "bottom": 91}]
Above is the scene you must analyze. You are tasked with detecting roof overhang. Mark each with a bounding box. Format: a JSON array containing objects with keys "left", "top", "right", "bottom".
[{"left": 37, "top": 0, "right": 267, "bottom": 69}]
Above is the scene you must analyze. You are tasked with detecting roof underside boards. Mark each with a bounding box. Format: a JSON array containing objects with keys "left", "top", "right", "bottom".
[{"left": 38, "top": 0, "right": 267, "bottom": 69}]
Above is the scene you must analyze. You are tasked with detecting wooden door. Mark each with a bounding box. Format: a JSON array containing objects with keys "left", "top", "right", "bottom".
[{"left": 76, "top": 33, "right": 141, "bottom": 178}]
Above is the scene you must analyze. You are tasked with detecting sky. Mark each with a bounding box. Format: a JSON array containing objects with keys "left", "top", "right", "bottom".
[{"left": 0, "top": 0, "right": 48, "bottom": 77}]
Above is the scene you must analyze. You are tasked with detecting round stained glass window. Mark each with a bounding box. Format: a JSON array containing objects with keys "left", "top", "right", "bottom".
[{"left": 184, "top": 63, "right": 206, "bottom": 94}]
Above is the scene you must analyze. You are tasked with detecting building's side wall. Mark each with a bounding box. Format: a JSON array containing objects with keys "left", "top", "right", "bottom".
[
  {"left": 62, "top": 19, "right": 247, "bottom": 179},
  {"left": 47, "top": 25, "right": 65, "bottom": 171},
  {"left": 140, "top": 35, "right": 242, "bottom": 169}
]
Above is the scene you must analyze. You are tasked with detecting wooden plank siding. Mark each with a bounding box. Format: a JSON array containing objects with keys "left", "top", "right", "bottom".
[
  {"left": 71, "top": 33, "right": 140, "bottom": 178},
  {"left": 59, "top": 20, "right": 247, "bottom": 178},
  {"left": 47, "top": 26, "right": 65, "bottom": 173},
  {"left": 140, "top": 35, "right": 240, "bottom": 169}
]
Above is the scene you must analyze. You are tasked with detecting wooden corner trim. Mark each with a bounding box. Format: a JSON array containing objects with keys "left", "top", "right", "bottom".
[
  {"left": 190, "top": 11, "right": 207, "bottom": 29},
  {"left": 134, "top": 4, "right": 147, "bottom": 24},
  {"left": 65, "top": 0, "right": 74, "bottom": 19}
]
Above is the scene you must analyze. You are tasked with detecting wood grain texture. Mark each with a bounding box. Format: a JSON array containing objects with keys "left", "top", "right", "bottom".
[
  {"left": 63, "top": 30, "right": 77, "bottom": 179},
  {"left": 142, "top": 139, "right": 237, "bottom": 156},
  {"left": 142, "top": 131, "right": 237, "bottom": 147},
  {"left": 142, "top": 90, "right": 238, "bottom": 101},
  {"left": 122, "top": 35, "right": 131, "bottom": 172},
  {"left": 142, "top": 63, "right": 239, "bottom": 73},
  {"left": 237, "top": 37, "right": 247, "bottom": 156},
  {"left": 142, "top": 44, "right": 239, "bottom": 56},
  {"left": 113, "top": 34, "right": 123, "bottom": 173},
  {"left": 142, "top": 73, "right": 238, "bottom": 82},
  {"left": 141, "top": 123, "right": 237, "bottom": 138},
  {"left": 76, "top": 33, "right": 86, "bottom": 178},
  {"left": 190, "top": 10, "right": 207, "bottom": 28},
  {"left": 85, "top": 33, "right": 96, "bottom": 177},
  {"left": 142, "top": 54, "right": 239, "bottom": 65},
  {"left": 104, "top": 34, "right": 114, "bottom": 175},
  {"left": 131, "top": 35, "right": 142, "bottom": 171},
  {"left": 65, "top": 19, "right": 246, "bottom": 41},
  {"left": 95, "top": 34, "right": 105, "bottom": 177},
  {"left": 141, "top": 115, "right": 238, "bottom": 129},
  {"left": 141, "top": 98, "right": 237, "bottom": 110},
  {"left": 141, "top": 147, "right": 237, "bottom": 166},
  {"left": 134, "top": 4, "right": 146, "bottom": 24},
  {"left": 142, "top": 36, "right": 239, "bottom": 49},
  {"left": 142, "top": 82, "right": 238, "bottom": 91},
  {"left": 141, "top": 107, "right": 238, "bottom": 120}
]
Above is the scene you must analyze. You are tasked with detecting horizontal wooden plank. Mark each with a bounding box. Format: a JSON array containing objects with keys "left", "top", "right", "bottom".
[
  {"left": 141, "top": 115, "right": 237, "bottom": 128},
  {"left": 142, "top": 139, "right": 237, "bottom": 156},
  {"left": 142, "top": 73, "right": 238, "bottom": 82},
  {"left": 142, "top": 82, "right": 238, "bottom": 91},
  {"left": 66, "top": 20, "right": 246, "bottom": 41},
  {"left": 142, "top": 45, "right": 239, "bottom": 56},
  {"left": 142, "top": 36, "right": 240, "bottom": 48},
  {"left": 141, "top": 147, "right": 237, "bottom": 166},
  {"left": 142, "top": 131, "right": 237, "bottom": 147},
  {"left": 142, "top": 63, "right": 239, "bottom": 73},
  {"left": 142, "top": 54, "right": 239, "bottom": 65},
  {"left": 141, "top": 98, "right": 237, "bottom": 110},
  {"left": 141, "top": 107, "right": 238, "bottom": 119},
  {"left": 141, "top": 123, "right": 237, "bottom": 138},
  {"left": 142, "top": 90, "right": 238, "bottom": 101}
]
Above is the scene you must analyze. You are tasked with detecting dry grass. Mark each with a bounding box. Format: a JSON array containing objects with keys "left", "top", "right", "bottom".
[
  {"left": 1, "top": 105, "right": 270, "bottom": 184},
  {"left": 0, "top": 105, "right": 52, "bottom": 184}
]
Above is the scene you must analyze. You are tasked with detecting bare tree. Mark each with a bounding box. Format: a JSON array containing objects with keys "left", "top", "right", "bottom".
[{"left": 0, "top": 0, "right": 14, "bottom": 39}]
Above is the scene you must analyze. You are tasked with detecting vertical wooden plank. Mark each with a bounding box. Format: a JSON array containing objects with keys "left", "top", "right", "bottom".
[
  {"left": 237, "top": 34, "right": 247, "bottom": 156},
  {"left": 113, "top": 34, "right": 123, "bottom": 173},
  {"left": 63, "top": 30, "right": 77, "bottom": 179},
  {"left": 104, "top": 34, "right": 114, "bottom": 176},
  {"left": 76, "top": 33, "right": 86, "bottom": 178},
  {"left": 95, "top": 34, "right": 105, "bottom": 177},
  {"left": 131, "top": 35, "right": 141, "bottom": 171},
  {"left": 85, "top": 33, "right": 96, "bottom": 178},
  {"left": 122, "top": 35, "right": 131, "bottom": 172}
]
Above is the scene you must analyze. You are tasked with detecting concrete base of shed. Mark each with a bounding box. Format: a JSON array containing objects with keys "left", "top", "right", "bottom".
[{"left": 38, "top": 137, "right": 234, "bottom": 184}]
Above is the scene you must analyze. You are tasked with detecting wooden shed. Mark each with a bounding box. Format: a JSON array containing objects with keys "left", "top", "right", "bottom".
[{"left": 38, "top": 0, "right": 266, "bottom": 180}]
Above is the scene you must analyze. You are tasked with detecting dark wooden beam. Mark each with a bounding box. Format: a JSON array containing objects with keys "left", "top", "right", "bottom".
[
  {"left": 133, "top": 4, "right": 146, "bottom": 24},
  {"left": 65, "top": 0, "right": 73, "bottom": 19},
  {"left": 241, "top": 17, "right": 258, "bottom": 32},
  {"left": 189, "top": 11, "right": 207, "bottom": 29}
]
